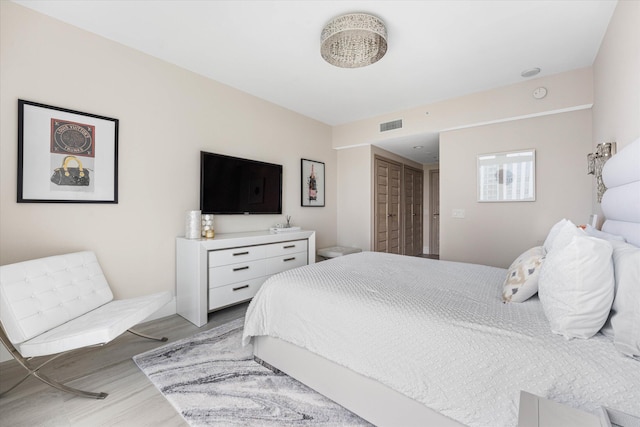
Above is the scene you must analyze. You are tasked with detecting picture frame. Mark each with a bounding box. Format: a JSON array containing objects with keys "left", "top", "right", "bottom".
[
  {"left": 477, "top": 149, "right": 535, "bottom": 202},
  {"left": 18, "top": 99, "right": 119, "bottom": 203},
  {"left": 301, "top": 158, "right": 325, "bottom": 207}
]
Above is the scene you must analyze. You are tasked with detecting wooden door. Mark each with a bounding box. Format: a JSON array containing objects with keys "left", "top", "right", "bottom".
[
  {"left": 375, "top": 157, "right": 401, "bottom": 254},
  {"left": 429, "top": 169, "right": 440, "bottom": 256},
  {"left": 403, "top": 166, "right": 424, "bottom": 256}
]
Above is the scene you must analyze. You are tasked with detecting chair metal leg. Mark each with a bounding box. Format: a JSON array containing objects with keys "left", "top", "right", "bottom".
[
  {"left": 127, "top": 328, "right": 168, "bottom": 342},
  {"left": 0, "top": 347, "right": 67, "bottom": 397},
  {"left": 0, "top": 326, "right": 108, "bottom": 399},
  {"left": 32, "top": 371, "right": 108, "bottom": 399}
]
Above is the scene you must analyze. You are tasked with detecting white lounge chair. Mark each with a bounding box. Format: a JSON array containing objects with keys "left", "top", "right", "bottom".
[{"left": 0, "top": 251, "right": 172, "bottom": 399}]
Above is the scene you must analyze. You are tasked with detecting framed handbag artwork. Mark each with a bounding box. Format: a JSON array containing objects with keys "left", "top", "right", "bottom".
[
  {"left": 301, "top": 158, "right": 325, "bottom": 207},
  {"left": 17, "top": 99, "right": 119, "bottom": 203}
]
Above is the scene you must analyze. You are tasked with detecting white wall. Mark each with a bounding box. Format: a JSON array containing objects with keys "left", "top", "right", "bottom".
[
  {"left": 422, "top": 163, "right": 439, "bottom": 254},
  {"left": 336, "top": 145, "right": 373, "bottom": 251},
  {"left": 440, "top": 109, "right": 592, "bottom": 268},
  {"left": 335, "top": 68, "right": 594, "bottom": 263},
  {"left": 592, "top": 0, "right": 640, "bottom": 222},
  {"left": 0, "top": 2, "right": 336, "bottom": 302},
  {"left": 332, "top": 67, "right": 593, "bottom": 150},
  {"left": 336, "top": 144, "right": 423, "bottom": 253}
]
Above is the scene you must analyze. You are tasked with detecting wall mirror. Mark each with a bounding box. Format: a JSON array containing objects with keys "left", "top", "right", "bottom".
[{"left": 477, "top": 149, "right": 535, "bottom": 202}]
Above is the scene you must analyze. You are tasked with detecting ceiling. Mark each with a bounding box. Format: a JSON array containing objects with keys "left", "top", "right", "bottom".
[{"left": 14, "top": 0, "right": 616, "bottom": 163}]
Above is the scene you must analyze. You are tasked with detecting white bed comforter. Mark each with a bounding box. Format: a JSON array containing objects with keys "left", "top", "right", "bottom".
[{"left": 242, "top": 251, "right": 640, "bottom": 427}]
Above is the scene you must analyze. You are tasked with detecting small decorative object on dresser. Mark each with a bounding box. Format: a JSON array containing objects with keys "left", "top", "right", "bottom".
[
  {"left": 270, "top": 226, "right": 302, "bottom": 233},
  {"left": 201, "top": 214, "right": 214, "bottom": 238},
  {"left": 185, "top": 210, "right": 201, "bottom": 239}
]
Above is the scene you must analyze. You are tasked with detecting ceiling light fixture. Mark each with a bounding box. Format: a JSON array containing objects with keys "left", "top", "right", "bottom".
[
  {"left": 321, "top": 13, "right": 387, "bottom": 68},
  {"left": 521, "top": 67, "right": 541, "bottom": 78}
]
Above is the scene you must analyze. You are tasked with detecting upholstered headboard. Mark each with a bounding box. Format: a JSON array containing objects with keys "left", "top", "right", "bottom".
[{"left": 601, "top": 137, "right": 640, "bottom": 247}]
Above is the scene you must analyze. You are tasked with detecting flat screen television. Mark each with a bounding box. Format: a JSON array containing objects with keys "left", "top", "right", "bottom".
[{"left": 200, "top": 151, "right": 283, "bottom": 215}]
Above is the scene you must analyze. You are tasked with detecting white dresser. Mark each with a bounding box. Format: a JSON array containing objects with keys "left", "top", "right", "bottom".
[{"left": 176, "top": 230, "right": 316, "bottom": 327}]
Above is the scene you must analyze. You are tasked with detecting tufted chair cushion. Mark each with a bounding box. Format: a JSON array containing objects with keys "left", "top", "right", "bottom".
[
  {"left": 16, "top": 291, "right": 171, "bottom": 357},
  {"left": 0, "top": 251, "right": 113, "bottom": 345}
]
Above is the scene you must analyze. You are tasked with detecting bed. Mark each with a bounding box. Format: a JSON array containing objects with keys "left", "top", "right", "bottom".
[{"left": 242, "top": 138, "right": 640, "bottom": 427}]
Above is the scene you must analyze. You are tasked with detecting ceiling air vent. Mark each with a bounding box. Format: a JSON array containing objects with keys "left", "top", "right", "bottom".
[{"left": 380, "top": 119, "right": 402, "bottom": 132}]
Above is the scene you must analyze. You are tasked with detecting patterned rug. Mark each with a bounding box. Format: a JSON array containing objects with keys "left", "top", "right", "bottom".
[{"left": 133, "top": 318, "right": 370, "bottom": 426}]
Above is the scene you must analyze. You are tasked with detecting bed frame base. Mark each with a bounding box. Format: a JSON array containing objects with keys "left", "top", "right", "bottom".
[{"left": 253, "top": 335, "right": 463, "bottom": 427}]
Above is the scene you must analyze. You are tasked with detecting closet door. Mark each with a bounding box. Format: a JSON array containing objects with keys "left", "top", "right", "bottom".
[
  {"left": 403, "top": 166, "right": 424, "bottom": 256},
  {"left": 374, "top": 156, "right": 402, "bottom": 254}
]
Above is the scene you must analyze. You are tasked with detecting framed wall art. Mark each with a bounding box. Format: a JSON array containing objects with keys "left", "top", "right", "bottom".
[
  {"left": 17, "top": 99, "right": 119, "bottom": 203},
  {"left": 301, "top": 158, "right": 325, "bottom": 207},
  {"left": 477, "top": 149, "right": 535, "bottom": 202}
]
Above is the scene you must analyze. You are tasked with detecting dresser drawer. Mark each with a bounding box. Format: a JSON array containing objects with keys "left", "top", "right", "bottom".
[
  {"left": 209, "top": 259, "right": 267, "bottom": 288},
  {"left": 265, "top": 239, "right": 308, "bottom": 257},
  {"left": 266, "top": 252, "right": 307, "bottom": 275},
  {"left": 208, "top": 277, "right": 266, "bottom": 310},
  {"left": 208, "top": 245, "right": 266, "bottom": 267}
]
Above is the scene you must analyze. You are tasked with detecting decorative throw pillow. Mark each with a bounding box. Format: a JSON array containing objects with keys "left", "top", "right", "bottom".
[
  {"left": 502, "top": 246, "right": 544, "bottom": 303},
  {"left": 600, "top": 240, "right": 640, "bottom": 358},
  {"left": 538, "top": 235, "right": 615, "bottom": 339}
]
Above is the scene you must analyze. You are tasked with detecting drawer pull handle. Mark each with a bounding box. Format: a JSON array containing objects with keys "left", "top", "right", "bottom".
[
  {"left": 233, "top": 266, "right": 249, "bottom": 272},
  {"left": 233, "top": 251, "right": 249, "bottom": 256},
  {"left": 283, "top": 245, "right": 295, "bottom": 249},
  {"left": 283, "top": 257, "right": 296, "bottom": 262},
  {"left": 232, "top": 285, "right": 249, "bottom": 291}
]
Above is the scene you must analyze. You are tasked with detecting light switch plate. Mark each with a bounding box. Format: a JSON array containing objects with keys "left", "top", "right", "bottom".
[{"left": 452, "top": 209, "right": 465, "bottom": 219}]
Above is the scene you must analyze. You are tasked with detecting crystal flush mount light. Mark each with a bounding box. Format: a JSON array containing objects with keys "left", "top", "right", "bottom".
[{"left": 321, "top": 13, "right": 387, "bottom": 68}]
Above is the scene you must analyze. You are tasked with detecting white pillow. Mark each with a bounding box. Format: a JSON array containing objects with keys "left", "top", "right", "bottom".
[
  {"left": 584, "top": 224, "right": 626, "bottom": 242},
  {"left": 502, "top": 246, "right": 544, "bottom": 303},
  {"left": 538, "top": 235, "right": 615, "bottom": 339},
  {"left": 543, "top": 219, "right": 584, "bottom": 254},
  {"left": 601, "top": 240, "right": 640, "bottom": 358},
  {"left": 543, "top": 219, "right": 568, "bottom": 253}
]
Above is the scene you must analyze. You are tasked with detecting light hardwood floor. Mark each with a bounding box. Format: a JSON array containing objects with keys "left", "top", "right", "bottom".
[{"left": 0, "top": 303, "right": 248, "bottom": 426}]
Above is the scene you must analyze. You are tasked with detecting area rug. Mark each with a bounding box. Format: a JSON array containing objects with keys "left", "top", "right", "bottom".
[{"left": 133, "top": 318, "right": 371, "bottom": 426}]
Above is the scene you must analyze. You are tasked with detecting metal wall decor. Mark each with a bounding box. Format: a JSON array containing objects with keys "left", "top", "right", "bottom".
[
  {"left": 587, "top": 142, "right": 616, "bottom": 203},
  {"left": 321, "top": 13, "right": 387, "bottom": 68},
  {"left": 18, "top": 100, "right": 119, "bottom": 203}
]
